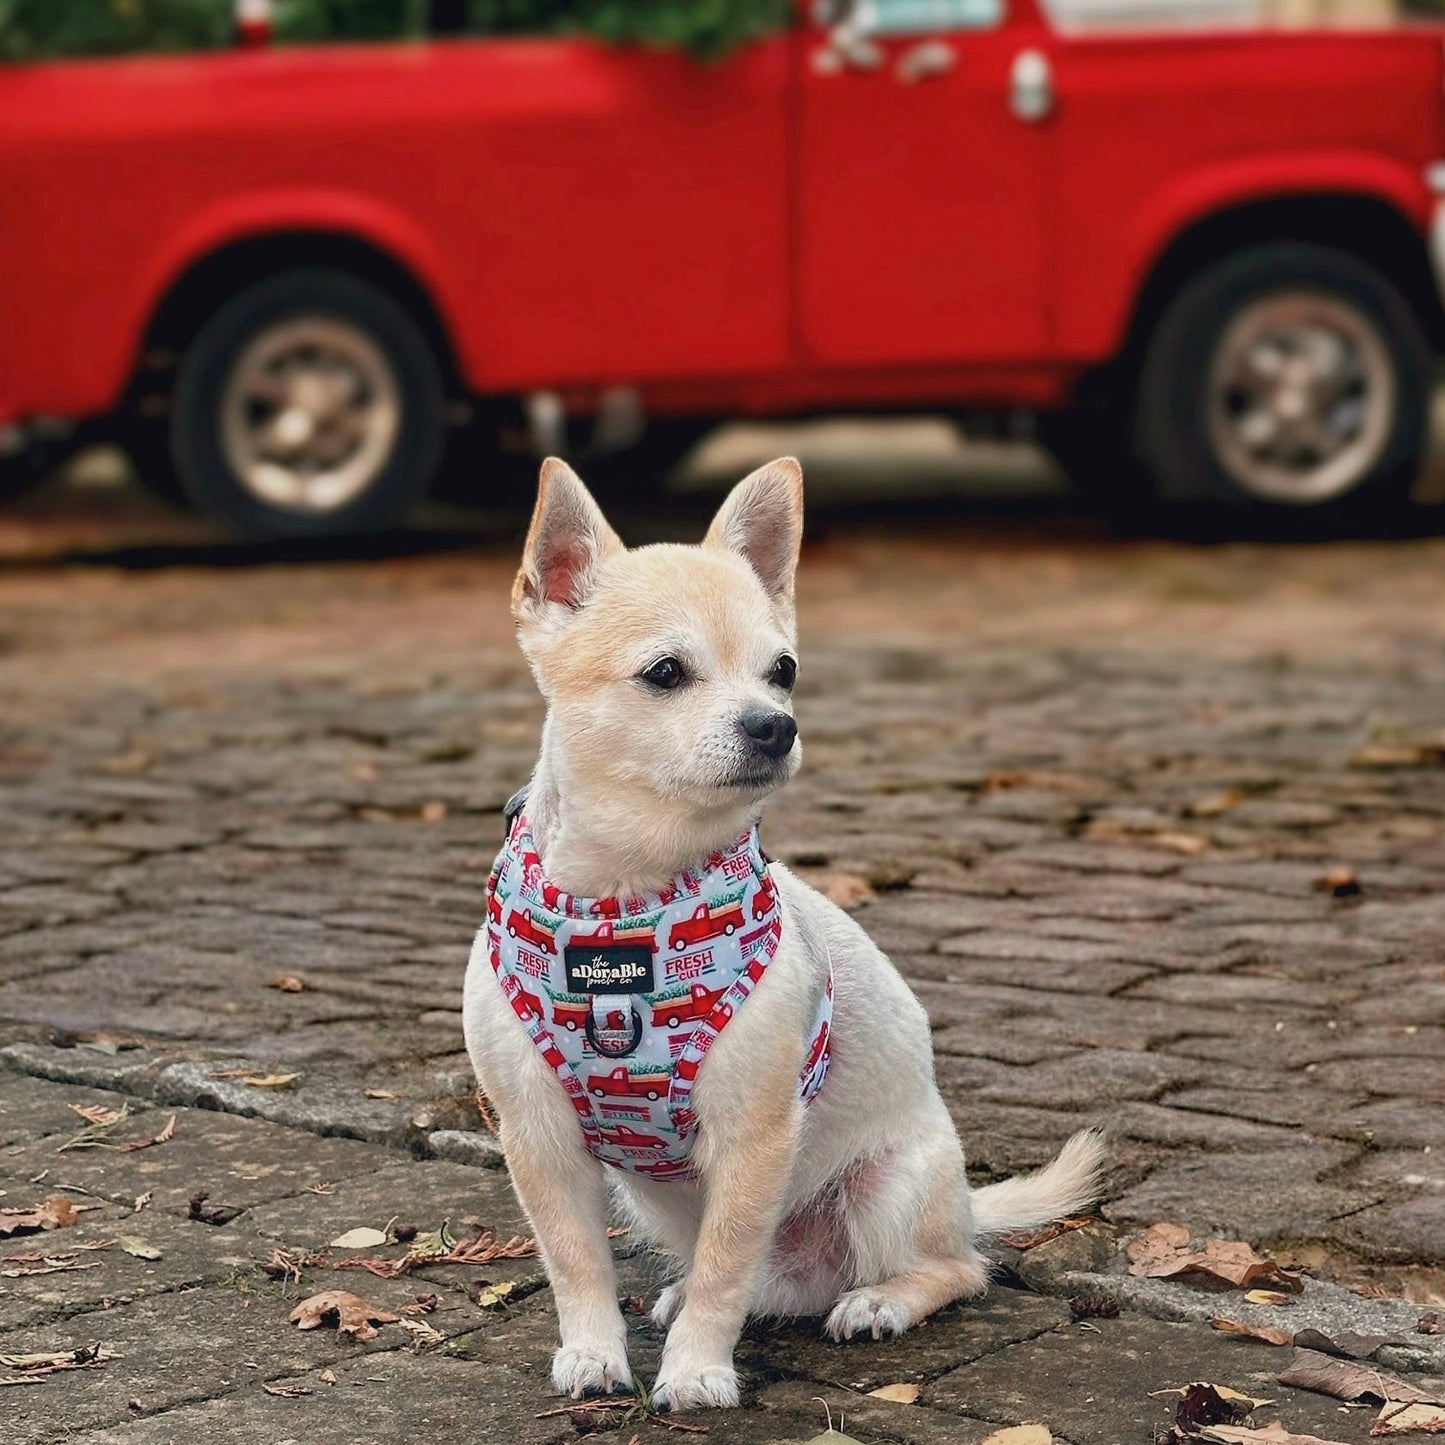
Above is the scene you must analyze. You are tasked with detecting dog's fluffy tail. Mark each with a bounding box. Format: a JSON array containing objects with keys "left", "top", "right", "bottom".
[{"left": 969, "top": 1128, "right": 1106, "bottom": 1240}]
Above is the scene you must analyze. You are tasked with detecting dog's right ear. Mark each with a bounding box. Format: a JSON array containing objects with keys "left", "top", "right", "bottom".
[{"left": 512, "top": 459, "right": 623, "bottom": 627}]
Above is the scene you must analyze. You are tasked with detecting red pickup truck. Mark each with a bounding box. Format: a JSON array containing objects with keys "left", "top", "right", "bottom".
[{"left": 3, "top": 3, "right": 1443, "bottom": 535}]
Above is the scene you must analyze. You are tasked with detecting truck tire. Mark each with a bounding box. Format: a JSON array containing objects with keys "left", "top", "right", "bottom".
[
  {"left": 169, "top": 270, "right": 446, "bottom": 539},
  {"left": 1134, "top": 244, "right": 1431, "bottom": 516}
]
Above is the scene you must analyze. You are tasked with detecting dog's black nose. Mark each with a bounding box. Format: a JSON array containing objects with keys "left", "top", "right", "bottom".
[{"left": 740, "top": 709, "right": 797, "bottom": 760}]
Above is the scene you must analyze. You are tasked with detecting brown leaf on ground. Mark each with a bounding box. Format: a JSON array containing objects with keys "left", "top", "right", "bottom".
[
  {"left": 187, "top": 1191, "right": 242, "bottom": 1227},
  {"left": 1086, "top": 820, "right": 1211, "bottom": 854},
  {"left": 818, "top": 873, "right": 875, "bottom": 909},
  {"left": 288, "top": 1290, "right": 399, "bottom": 1342},
  {"left": 980, "top": 1427, "right": 1052, "bottom": 1445},
  {"left": 1210, "top": 1318, "right": 1294, "bottom": 1347},
  {"left": 868, "top": 1382, "right": 920, "bottom": 1404},
  {"left": 1001, "top": 1217, "right": 1093, "bottom": 1251},
  {"left": 1127, "top": 1224, "right": 1303, "bottom": 1293},
  {"left": 1275, "top": 1349, "right": 1432, "bottom": 1405},
  {"left": 1153, "top": 1382, "right": 1272, "bottom": 1439},
  {"left": 0, "top": 1196, "right": 93, "bottom": 1237},
  {"left": 1, "top": 1256, "right": 103, "bottom": 1278},
  {"left": 1186, "top": 788, "right": 1249, "bottom": 819},
  {"left": 329, "top": 1227, "right": 387, "bottom": 1250},
  {"left": 262, "top": 1380, "right": 313, "bottom": 1398},
  {"left": 467, "top": 1280, "right": 515, "bottom": 1309},
  {"left": 1417, "top": 1312, "right": 1442, "bottom": 1336},
  {"left": 1350, "top": 743, "right": 1445, "bottom": 769},
  {"left": 1069, "top": 1292, "right": 1121, "bottom": 1320},
  {"left": 67, "top": 1102, "right": 124, "bottom": 1128},
  {"left": 267, "top": 974, "right": 306, "bottom": 993},
  {"left": 241, "top": 1073, "right": 300, "bottom": 1090},
  {"left": 0, "top": 1342, "right": 114, "bottom": 1377},
  {"left": 399, "top": 1316, "right": 445, "bottom": 1349},
  {"left": 1291, "top": 1329, "right": 1400, "bottom": 1360},
  {"left": 1244, "top": 1290, "right": 1293, "bottom": 1307},
  {"left": 1200, "top": 1425, "right": 1352, "bottom": 1445},
  {"left": 1314, "top": 868, "right": 1361, "bottom": 899},
  {"left": 363, "top": 1087, "right": 398, "bottom": 1099},
  {"left": 400, "top": 1294, "right": 437, "bottom": 1317},
  {"left": 118, "top": 1113, "right": 175, "bottom": 1153},
  {"left": 1373, "top": 1401, "right": 1445, "bottom": 1436}
]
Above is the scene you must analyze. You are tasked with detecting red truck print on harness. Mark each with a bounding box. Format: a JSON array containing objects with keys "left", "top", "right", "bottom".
[
  {"left": 589, "top": 1066, "right": 671, "bottom": 1102},
  {"left": 651, "top": 983, "right": 725, "bottom": 1029},
  {"left": 668, "top": 898, "right": 745, "bottom": 952},
  {"left": 506, "top": 907, "right": 557, "bottom": 955}
]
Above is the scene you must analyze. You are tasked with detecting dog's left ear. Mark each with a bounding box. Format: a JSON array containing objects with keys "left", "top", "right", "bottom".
[{"left": 704, "top": 457, "right": 803, "bottom": 608}]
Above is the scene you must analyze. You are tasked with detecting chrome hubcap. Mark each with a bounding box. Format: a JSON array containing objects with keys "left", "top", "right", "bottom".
[
  {"left": 1207, "top": 293, "right": 1394, "bottom": 505},
  {"left": 220, "top": 317, "right": 400, "bottom": 513}
]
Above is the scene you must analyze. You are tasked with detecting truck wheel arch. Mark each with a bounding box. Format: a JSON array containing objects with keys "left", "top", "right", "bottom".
[
  {"left": 1116, "top": 162, "right": 1443, "bottom": 377},
  {"left": 131, "top": 199, "right": 469, "bottom": 398}
]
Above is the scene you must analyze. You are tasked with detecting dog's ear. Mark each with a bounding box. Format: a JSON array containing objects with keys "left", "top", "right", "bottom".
[
  {"left": 703, "top": 457, "right": 803, "bottom": 607},
  {"left": 513, "top": 458, "right": 623, "bottom": 625}
]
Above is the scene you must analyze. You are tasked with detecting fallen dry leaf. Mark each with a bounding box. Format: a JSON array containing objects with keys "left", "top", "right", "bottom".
[
  {"left": 1292, "top": 1329, "right": 1399, "bottom": 1360},
  {"left": 187, "top": 1191, "right": 241, "bottom": 1227},
  {"left": 117, "top": 1114, "right": 175, "bottom": 1154},
  {"left": 819, "top": 873, "right": 875, "bottom": 909},
  {"left": 1211, "top": 1318, "right": 1293, "bottom": 1347},
  {"left": 399, "top": 1294, "right": 438, "bottom": 1317},
  {"left": 1314, "top": 867, "right": 1361, "bottom": 898},
  {"left": 241, "top": 1073, "right": 300, "bottom": 1090},
  {"left": 1275, "top": 1349, "right": 1431, "bottom": 1405},
  {"left": 1, "top": 1256, "right": 102, "bottom": 1278},
  {"left": 1127, "top": 1224, "right": 1303, "bottom": 1293},
  {"left": 116, "top": 1237, "right": 162, "bottom": 1261},
  {"left": 1200, "top": 1426, "right": 1352, "bottom": 1445},
  {"left": 468, "top": 1279, "right": 515, "bottom": 1309},
  {"left": 1350, "top": 743, "right": 1445, "bottom": 769},
  {"left": 267, "top": 974, "right": 306, "bottom": 993},
  {"left": 363, "top": 1088, "right": 398, "bottom": 1100},
  {"left": 1069, "top": 1291, "right": 1120, "bottom": 1320},
  {"left": 318, "top": 1368, "right": 337, "bottom": 1385},
  {"left": 399, "top": 1316, "right": 445, "bottom": 1349},
  {"left": 0, "top": 1196, "right": 92, "bottom": 1237},
  {"left": 288, "top": 1290, "right": 399, "bottom": 1342},
  {"left": 329, "top": 1227, "right": 388, "bottom": 1250},
  {"left": 1086, "top": 820, "right": 1210, "bottom": 854},
  {"left": 868, "top": 1382, "right": 920, "bottom": 1404},
  {"left": 420, "top": 801, "right": 448, "bottom": 822},
  {"left": 1186, "top": 788, "right": 1249, "bottom": 819},
  {"left": 0, "top": 1342, "right": 114, "bottom": 1378},
  {"left": 66, "top": 1102, "right": 124, "bottom": 1128},
  {"left": 1244, "top": 1290, "right": 1293, "bottom": 1307},
  {"left": 1418, "top": 1312, "right": 1442, "bottom": 1336},
  {"left": 980, "top": 1427, "right": 1052, "bottom": 1445},
  {"left": 1373, "top": 1400, "right": 1445, "bottom": 1436},
  {"left": 1001, "top": 1217, "right": 1093, "bottom": 1251},
  {"left": 261, "top": 1380, "right": 313, "bottom": 1398}
]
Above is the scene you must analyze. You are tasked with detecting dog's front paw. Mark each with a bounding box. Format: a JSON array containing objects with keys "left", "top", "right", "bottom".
[
  {"left": 652, "top": 1361, "right": 740, "bottom": 1411},
  {"left": 552, "top": 1342, "right": 633, "bottom": 1398},
  {"left": 650, "top": 1281, "right": 686, "bottom": 1329},
  {"left": 824, "top": 1288, "right": 911, "bottom": 1342}
]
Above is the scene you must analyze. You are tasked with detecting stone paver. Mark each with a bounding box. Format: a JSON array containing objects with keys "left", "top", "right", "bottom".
[{"left": 3, "top": 478, "right": 1445, "bottom": 1438}]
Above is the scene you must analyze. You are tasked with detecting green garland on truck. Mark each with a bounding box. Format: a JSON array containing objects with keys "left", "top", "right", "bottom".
[{"left": 0, "top": 0, "right": 793, "bottom": 61}]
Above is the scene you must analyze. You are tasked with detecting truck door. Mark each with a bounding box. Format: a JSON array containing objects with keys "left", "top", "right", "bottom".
[{"left": 796, "top": 0, "right": 1056, "bottom": 368}]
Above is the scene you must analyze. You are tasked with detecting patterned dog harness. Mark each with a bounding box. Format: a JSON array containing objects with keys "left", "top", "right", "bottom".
[{"left": 484, "top": 799, "right": 833, "bottom": 1179}]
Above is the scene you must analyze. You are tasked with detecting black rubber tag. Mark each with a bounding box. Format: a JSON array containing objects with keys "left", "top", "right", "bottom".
[{"left": 564, "top": 943, "right": 655, "bottom": 995}]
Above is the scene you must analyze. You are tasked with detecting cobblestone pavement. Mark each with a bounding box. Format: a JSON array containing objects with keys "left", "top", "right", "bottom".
[{"left": 2, "top": 453, "right": 1445, "bottom": 1441}]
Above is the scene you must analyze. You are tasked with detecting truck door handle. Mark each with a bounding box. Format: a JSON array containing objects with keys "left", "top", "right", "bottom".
[{"left": 1010, "top": 48, "right": 1054, "bottom": 122}]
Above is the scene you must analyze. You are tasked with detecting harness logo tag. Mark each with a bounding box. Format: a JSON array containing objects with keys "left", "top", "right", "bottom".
[{"left": 564, "top": 943, "right": 655, "bottom": 995}]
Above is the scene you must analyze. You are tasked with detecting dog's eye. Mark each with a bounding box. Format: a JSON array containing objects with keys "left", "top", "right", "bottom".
[
  {"left": 640, "top": 656, "right": 686, "bottom": 691},
  {"left": 769, "top": 655, "right": 798, "bottom": 691}
]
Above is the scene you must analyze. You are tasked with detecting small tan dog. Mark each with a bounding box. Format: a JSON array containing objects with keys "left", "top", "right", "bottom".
[{"left": 464, "top": 457, "right": 1102, "bottom": 1411}]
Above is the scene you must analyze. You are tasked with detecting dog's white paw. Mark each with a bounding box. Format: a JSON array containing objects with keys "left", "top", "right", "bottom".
[
  {"left": 552, "top": 1342, "right": 633, "bottom": 1398},
  {"left": 824, "top": 1288, "right": 913, "bottom": 1342},
  {"left": 651, "top": 1282, "right": 686, "bottom": 1329},
  {"left": 652, "top": 1361, "right": 740, "bottom": 1411}
]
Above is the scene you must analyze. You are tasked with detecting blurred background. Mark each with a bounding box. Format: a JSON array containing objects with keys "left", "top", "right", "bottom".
[{"left": 6, "top": 0, "right": 1445, "bottom": 559}]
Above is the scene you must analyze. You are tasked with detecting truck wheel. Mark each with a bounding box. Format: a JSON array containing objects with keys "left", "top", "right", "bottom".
[
  {"left": 1134, "top": 244, "right": 1430, "bottom": 515},
  {"left": 170, "top": 270, "right": 446, "bottom": 539}
]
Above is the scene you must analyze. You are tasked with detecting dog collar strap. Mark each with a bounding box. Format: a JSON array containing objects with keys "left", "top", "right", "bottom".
[{"left": 484, "top": 814, "right": 832, "bottom": 1179}]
